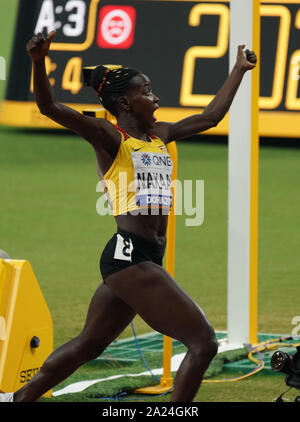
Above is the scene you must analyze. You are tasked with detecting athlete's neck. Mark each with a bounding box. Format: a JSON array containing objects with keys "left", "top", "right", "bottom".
[{"left": 116, "top": 116, "right": 152, "bottom": 142}]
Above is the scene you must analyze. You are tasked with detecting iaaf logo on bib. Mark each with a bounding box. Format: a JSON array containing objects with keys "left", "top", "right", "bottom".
[
  {"left": 141, "top": 153, "right": 151, "bottom": 166},
  {"left": 97, "top": 6, "right": 136, "bottom": 49}
]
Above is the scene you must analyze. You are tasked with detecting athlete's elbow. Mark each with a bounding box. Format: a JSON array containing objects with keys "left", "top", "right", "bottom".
[
  {"left": 208, "top": 118, "right": 219, "bottom": 128},
  {"left": 202, "top": 112, "right": 220, "bottom": 128},
  {"left": 206, "top": 116, "right": 219, "bottom": 129},
  {"left": 38, "top": 102, "right": 57, "bottom": 117},
  {"left": 39, "top": 107, "right": 49, "bottom": 116}
]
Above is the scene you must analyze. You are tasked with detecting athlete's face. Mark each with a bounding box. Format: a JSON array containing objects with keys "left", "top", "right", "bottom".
[{"left": 126, "top": 74, "right": 159, "bottom": 128}]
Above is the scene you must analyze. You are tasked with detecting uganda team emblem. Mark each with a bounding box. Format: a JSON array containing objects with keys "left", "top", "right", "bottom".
[{"left": 158, "top": 145, "right": 167, "bottom": 152}]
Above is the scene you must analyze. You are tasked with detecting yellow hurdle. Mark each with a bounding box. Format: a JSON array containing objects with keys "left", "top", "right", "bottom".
[{"left": 0, "top": 259, "right": 53, "bottom": 396}]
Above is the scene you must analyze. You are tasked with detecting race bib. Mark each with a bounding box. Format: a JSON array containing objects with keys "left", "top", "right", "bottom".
[
  {"left": 131, "top": 151, "right": 173, "bottom": 208},
  {"left": 114, "top": 234, "right": 133, "bottom": 261}
]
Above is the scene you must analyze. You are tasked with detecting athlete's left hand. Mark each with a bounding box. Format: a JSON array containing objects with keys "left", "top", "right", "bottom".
[{"left": 236, "top": 45, "right": 257, "bottom": 71}]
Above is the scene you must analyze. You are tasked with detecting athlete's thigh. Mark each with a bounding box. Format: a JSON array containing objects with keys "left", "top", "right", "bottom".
[
  {"left": 105, "top": 263, "right": 214, "bottom": 346},
  {"left": 80, "top": 283, "right": 136, "bottom": 346}
]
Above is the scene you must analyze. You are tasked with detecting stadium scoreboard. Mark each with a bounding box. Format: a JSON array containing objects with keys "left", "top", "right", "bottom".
[{"left": 1, "top": 0, "right": 300, "bottom": 137}]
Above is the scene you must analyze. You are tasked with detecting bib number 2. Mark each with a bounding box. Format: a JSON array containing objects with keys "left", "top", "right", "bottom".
[{"left": 114, "top": 234, "right": 134, "bottom": 262}]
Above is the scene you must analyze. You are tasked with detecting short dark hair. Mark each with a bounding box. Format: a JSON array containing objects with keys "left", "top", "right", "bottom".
[{"left": 88, "top": 65, "right": 141, "bottom": 116}]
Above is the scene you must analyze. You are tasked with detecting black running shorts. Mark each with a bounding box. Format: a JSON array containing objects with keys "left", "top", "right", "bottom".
[{"left": 100, "top": 228, "right": 166, "bottom": 281}]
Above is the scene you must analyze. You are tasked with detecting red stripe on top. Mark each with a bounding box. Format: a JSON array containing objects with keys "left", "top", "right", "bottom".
[
  {"left": 115, "top": 125, "right": 130, "bottom": 141},
  {"left": 115, "top": 125, "right": 159, "bottom": 141}
]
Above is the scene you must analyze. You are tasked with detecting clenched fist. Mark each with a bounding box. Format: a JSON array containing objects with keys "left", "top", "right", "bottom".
[
  {"left": 236, "top": 45, "right": 257, "bottom": 72},
  {"left": 26, "top": 31, "right": 56, "bottom": 62}
]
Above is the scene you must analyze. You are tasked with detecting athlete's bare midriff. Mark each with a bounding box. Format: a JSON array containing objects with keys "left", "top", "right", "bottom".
[{"left": 115, "top": 213, "right": 168, "bottom": 244}]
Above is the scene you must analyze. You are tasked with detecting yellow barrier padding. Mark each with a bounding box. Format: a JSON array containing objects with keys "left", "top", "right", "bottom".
[
  {"left": 82, "top": 106, "right": 117, "bottom": 124},
  {"left": 0, "top": 259, "right": 53, "bottom": 397}
]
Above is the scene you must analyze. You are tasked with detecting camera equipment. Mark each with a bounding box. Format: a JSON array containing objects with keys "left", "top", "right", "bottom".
[
  {"left": 271, "top": 345, "right": 300, "bottom": 401},
  {"left": 271, "top": 345, "right": 300, "bottom": 389}
]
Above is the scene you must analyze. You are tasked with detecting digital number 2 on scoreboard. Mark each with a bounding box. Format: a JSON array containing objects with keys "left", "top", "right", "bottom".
[{"left": 34, "top": 0, "right": 100, "bottom": 51}]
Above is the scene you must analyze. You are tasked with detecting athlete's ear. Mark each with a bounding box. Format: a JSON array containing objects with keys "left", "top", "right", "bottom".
[{"left": 117, "top": 96, "right": 130, "bottom": 112}]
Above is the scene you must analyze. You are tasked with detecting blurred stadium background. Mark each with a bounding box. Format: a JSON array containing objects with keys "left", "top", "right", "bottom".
[{"left": 1, "top": 0, "right": 300, "bottom": 402}]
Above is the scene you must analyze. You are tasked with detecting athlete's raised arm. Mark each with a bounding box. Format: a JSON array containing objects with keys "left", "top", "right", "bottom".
[
  {"left": 154, "top": 45, "right": 257, "bottom": 143},
  {"left": 26, "top": 31, "right": 120, "bottom": 155}
]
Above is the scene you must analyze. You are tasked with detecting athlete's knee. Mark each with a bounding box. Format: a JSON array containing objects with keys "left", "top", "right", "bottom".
[
  {"left": 203, "top": 332, "right": 218, "bottom": 361},
  {"left": 188, "top": 328, "right": 218, "bottom": 363}
]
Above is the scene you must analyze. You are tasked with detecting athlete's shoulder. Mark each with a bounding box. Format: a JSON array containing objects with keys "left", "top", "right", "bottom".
[
  {"left": 88, "top": 118, "right": 122, "bottom": 149},
  {"left": 151, "top": 121, "right": 173, "bottom": 144}
]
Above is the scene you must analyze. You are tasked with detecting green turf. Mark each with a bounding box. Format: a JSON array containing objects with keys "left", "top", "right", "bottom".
[
  {"left": 1, "top": 0, "right": 300, "bottom": 402},
  {"left": 36, "top": 333, "right": 299, "bottom": 403},
  {"left": 40, "top": 345, "right": 249, "bottom": 403}
]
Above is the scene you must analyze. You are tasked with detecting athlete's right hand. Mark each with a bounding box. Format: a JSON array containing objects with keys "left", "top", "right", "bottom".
[{"left": 26, "top": 31, "right": 56, "bottom": 62}]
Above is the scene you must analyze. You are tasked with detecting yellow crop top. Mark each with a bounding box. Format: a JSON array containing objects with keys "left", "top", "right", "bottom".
[{"left": 102, "top": 125, "right": 173, "bottom": 216}]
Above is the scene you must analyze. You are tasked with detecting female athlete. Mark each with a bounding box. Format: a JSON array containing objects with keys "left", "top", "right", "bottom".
[{"left": 0, "top": 31, "right": 256, "bottom": 402}]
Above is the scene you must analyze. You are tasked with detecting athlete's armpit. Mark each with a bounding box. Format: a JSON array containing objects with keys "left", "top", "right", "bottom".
[{"left": 44, "top": 102, "right": 121, "bottom": 155}]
